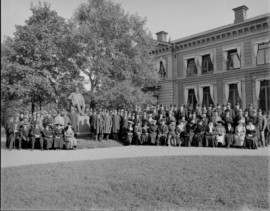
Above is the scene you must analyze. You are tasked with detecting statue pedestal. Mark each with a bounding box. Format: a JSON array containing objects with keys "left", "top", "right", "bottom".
[{"left": 76, "top": 115, "right": 90, "bottom": 136}]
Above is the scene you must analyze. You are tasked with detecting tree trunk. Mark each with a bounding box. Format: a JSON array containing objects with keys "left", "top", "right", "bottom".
[{"left": 39, "top": 96, "right": 42, "bottom": 111}]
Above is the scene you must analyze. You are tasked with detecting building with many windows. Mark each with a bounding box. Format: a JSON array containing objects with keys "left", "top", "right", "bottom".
[{"left": 150, "top": 5, "right": 270, "bottom": 111}]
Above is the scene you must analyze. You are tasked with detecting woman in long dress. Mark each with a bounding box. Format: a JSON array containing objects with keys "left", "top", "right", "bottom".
[
  {"left": 234, "top": 121, "right": 246, "bottom": 147},
  {"left": 215, "top": 120, "right": 226, "bottom": 147},
  {"left": 64, "top": 123, "right": 77, "bottom": 149},
  {"left": 245, "top": 120, "right": 258, "bottom": 149}
]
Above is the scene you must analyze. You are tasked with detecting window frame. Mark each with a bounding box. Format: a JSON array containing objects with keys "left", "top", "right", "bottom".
[
  {"left": 186, "top": 58, "right": 198, "bottom": 77},
  {"left": 201, "top": 54, "right": 214, "bottom": 74},
  {"left": 226, "top": 49, "right": 241, "bottom": 70},
  {"left": 256, "top": 42, "right": 270, "bottom": 66}
]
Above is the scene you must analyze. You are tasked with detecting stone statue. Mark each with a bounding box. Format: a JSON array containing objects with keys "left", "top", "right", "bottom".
[{"left": 67, "top": 87, "right": 86, "bottom": 116}]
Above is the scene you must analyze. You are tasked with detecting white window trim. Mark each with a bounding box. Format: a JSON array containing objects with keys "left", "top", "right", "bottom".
[
  {"left": 223, "top": 77, "right": 245, "bottom": 107},
  {"left": 254, "top": 40, "right": 270, "bottom": 59},
  {"left": 222, "top": 42, "right": 243, "bottom": 71},
  {"left": 254, "top": 76, "right": 270, "bottom": 101},
  {"left": 184, "top": 85, "right": 198, "bottom": 105},
  {"left": 198, "top": 84, "right": 214, "bottom": 105}
]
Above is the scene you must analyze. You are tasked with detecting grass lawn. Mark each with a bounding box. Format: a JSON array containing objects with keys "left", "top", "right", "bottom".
[{"left": 1, "top": 156, "right": 269, "bottom": 210}]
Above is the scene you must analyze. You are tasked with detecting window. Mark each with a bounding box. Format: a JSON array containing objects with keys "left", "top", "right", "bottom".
[
  {"left": 159, "top": 61, "right": 166, "bottom": 78},
  {"left": 257, "top": 42, "right": 270, "bottom": 65},
  {"left": 227, "top": 49, "right": 240, "bottom": 70},
  {"left": 259, "top": 80, "right": 270, "bottom": 112},
  {"left": 228, "top": 84, "right": 242, "bottom": 108},
  {"left": 202, "top": 87, "right": 214, "bottom": 107},
  {"left": 188, "top": 89, "right": 197, "bottom": 109},
  {"left": 201, "top": 54, "right": 213, "bottom": 74},
  {"left": 187, "top": 58, "right": 197, "bottom": 77}
]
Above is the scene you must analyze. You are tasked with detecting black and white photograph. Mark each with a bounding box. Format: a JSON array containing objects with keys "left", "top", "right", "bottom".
[{"left": 1, "top": 0, "right": 270, "bottom": 210}]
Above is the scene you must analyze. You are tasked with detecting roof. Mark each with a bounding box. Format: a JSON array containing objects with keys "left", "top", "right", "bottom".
[{"left": 172, "top": 13, "right": 270, "bottom": 44}]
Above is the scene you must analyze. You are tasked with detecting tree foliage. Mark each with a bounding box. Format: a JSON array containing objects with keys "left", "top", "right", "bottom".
[
  {"left": 1, "top": 2, "right": 82, "bottom": 111},
  {"left": 70, "top": 0, "right": 160, "bottom": 108}
]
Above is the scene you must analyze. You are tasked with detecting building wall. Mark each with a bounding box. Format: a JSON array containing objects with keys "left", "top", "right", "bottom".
[{"left": 152, "top": 14, "right": 270, "bottom": 109}]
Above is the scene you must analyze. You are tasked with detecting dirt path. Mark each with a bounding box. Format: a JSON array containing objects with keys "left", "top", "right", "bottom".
[{"left": 2, "top": 144, "right": 269, "bottom": 168}]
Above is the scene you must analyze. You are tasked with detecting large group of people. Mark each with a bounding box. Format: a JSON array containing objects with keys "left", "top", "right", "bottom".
[
  {"left": 88, "top": 102, "right": 269, "bottom": 149},
  {"left": 3, "top": 102, "right": 270, "bottom": 151},
  {"left": 4, "top": 109, "right": 77, "bottom": 150}
]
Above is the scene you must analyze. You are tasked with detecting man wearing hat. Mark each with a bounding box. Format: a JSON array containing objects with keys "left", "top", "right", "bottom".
[
  {"left": 247, "top": 103, "right": 254, "bottom": 118},
  {"left": 18, "top": 121, "right": 31, "bottom": 150},
  {"left": 215, "top": 103, "right": 224, "bottom": 119},
  {"left": 133, "top": 121, "right": 142, "bottom": 145},
  {"left": 157, "top": 118, "right": 168, "bottom": 146},
  {"left": 257, "top": 109, "right": 267, "bottom": 147},
  {"left": 69, "top": 106, "right": 78, "bottom": 133},
  {"left": 94, "top": 110, "right": 105, "bottom": 141},
  {"left": 211, "top": 109, "right": 222, "bottom": 127},
  {"left": 176, "top": 104, "right": 187, "bottom": 123},
  {"left": 195, "top": 104, "right": 202, "bottom": 119},
  {"left": 166, "top": 111, "right": 176, "bottom": 126},
  {"left": 234, "top": 103, "right": 241, "bottom": 117},
  {"left": 103, "top": 110, "right": 112, "bottom": 141},
  {"left": 30, "top": 120, "right": 44, "bottom": 150},
  {"left": 158, "top": 105, "right": 166, "bottom": 117},
  {"left": 201, "top": 112, "right": 209, "bottom": 127},
  {"left": 6, "top": 118, "right": 20, "bottom": 150},
  {"left": 206, "top": 104, "right": 213, "bottom": 119},
  {"left": 223, "top": 110, "right": 234, "bottom": 127},
  {"left": 225, "top": 102, "right": 236, "bottom": 121},
  {"left": 112, "top": 110, "right": 121, "bottom": 141}
]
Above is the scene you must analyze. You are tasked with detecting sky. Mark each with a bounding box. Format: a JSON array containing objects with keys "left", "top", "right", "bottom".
[{"left": 1, "top": 0, "right": 270, "bottom": 43}]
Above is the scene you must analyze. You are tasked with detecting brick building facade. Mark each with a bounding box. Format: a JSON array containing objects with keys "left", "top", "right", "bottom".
[{"left": 151, "top": 5, "right": 270, "bottom": 112}]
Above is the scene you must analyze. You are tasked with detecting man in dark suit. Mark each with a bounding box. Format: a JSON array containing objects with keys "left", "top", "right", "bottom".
[{"left": 157, "top": 118, "right": 168, "bottom": 146}]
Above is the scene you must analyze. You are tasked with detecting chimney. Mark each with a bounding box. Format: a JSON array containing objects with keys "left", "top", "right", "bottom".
[
  {"left": 156, "top": 31, "right": 168, "bottom": 42},
  {"left": 233, "top": 5, "right": 249, "bottom": 24}
]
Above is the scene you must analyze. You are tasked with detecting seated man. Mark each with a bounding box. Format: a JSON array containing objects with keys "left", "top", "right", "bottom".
[
  {"left": 193, "top": 120, "right": 205, "bottom": 147},
  {"left": 133, "top": 121, "right": 142, "bottom": 145},
  {"left": 148, "top": 119, "right": 158, "bottom": 145},
  {"left": 176, "top": 120, "right": 186, "bottom": 147},
  {"left": 18, "top": 122, "right": 31, "bottom": 150},
  {"left": 205, "top": 121, "right": 216, "bottom": 147},
  {"left": 184, "top": 117, "right": 196, "bottom": 147},
  {"left": 141, "top": 124, "right": 149, "bottom": 145},
  {"left": 42, "top": 124, "right": 54, "bottom": 150},
  {"left": 225, "top": 122, "right": 234, "bottom": 148},
  {"left": 157, "top": 119, "right": 168, "bottom": 146},
  {"left": 30, "top": 121, "right": 43, "bottom": 150}
]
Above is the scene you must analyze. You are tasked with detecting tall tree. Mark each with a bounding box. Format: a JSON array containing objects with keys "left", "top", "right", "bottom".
[
  {"left": 70, "top": 0, "right": 160, "bottom": 108},
  {"left": 1, "top": 2, "right": 82, "bottom": 112}
]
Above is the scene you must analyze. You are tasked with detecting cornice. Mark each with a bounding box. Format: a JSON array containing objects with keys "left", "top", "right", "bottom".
[{"left": 150, "top": 14, "right": 269, "bottom": 56}]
